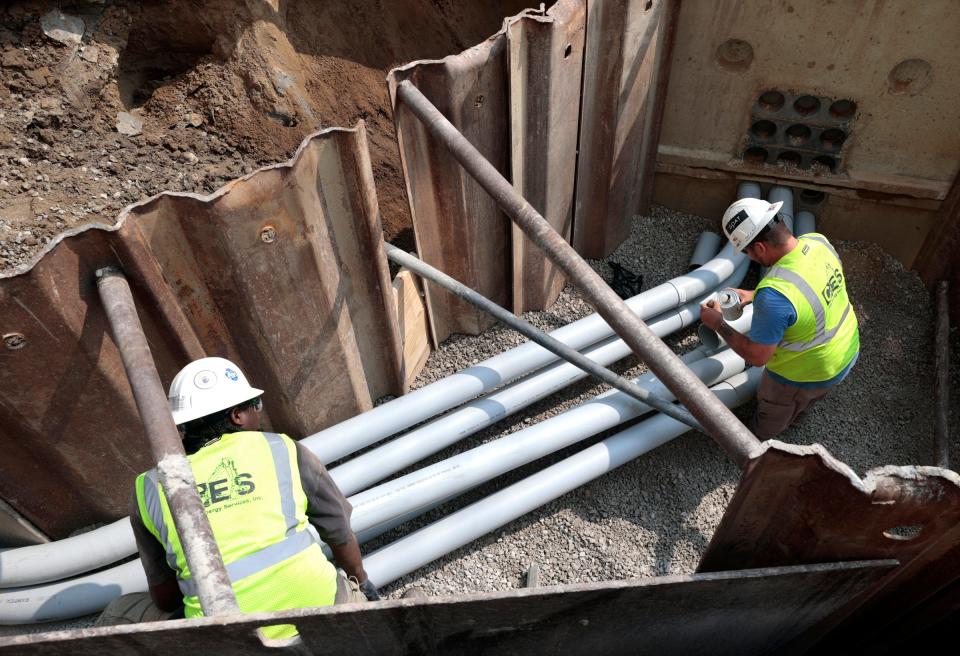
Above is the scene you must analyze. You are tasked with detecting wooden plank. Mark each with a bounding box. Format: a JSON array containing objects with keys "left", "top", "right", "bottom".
[
  {"left": 392, "top": 268, "right": 432, "bottom": 390},
  {"left": 0, "top": 560, "right": 896, "bottom": 656},
  {"left": 506, "top": 0, "right": 585, "bottom": 313}
]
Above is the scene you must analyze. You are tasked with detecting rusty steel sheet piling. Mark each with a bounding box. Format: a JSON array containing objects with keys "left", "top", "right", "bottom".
[
  {"left": 96, "top": 267, "right": 239, "bottom": 616},
  {"left": 394, "top": 79, "right": 760, "bottom": 468},
  {"left": 388, "top": 28, "right": 513, "bottom": 345},
  {"left": 0, "top": 124, "right": 403, "bottom": 538},
  {"left": 573, "top": 0, "right": 678, "bottom": 258},
  {"left": 506, "top": 0, "right": 585, "bottom": 313}
]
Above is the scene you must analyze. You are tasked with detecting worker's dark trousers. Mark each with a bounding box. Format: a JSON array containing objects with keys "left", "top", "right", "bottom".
[{"left": 750, "top": 369, "right": 833, "bottom": 440}]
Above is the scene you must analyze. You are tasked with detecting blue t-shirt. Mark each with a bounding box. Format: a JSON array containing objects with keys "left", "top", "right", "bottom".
[{"left": 749, "top": 287, "right": 858, "bottom": 388}]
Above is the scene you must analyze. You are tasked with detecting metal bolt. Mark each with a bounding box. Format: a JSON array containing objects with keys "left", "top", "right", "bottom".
[
  {"left": 3, "top": 332, "right": 26, "bottom": 350},
  {"left": 260, "top": 225, "right": 277, "bottom": 243}
]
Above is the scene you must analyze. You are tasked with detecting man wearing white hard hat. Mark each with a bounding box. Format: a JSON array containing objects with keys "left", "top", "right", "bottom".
[
  {"left": 700, "top": 197, "right": 860, "bottom": 439},
  {"left": 100, "top": 357, "right": 376, "bottom": 638}
]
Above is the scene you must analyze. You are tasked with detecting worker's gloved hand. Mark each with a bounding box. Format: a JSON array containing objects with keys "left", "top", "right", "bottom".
[{"left": 359, "top": 578, "right": 381, "bottom": 602}]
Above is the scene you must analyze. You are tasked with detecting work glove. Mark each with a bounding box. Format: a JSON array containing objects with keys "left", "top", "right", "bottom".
[{"left": 359, "top": 578, "right": 381, "bottom": 602}]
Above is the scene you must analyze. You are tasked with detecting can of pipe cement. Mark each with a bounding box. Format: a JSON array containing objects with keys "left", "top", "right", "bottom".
[{"left": 718, "top": 288, "right": 743, "bottom": 321}]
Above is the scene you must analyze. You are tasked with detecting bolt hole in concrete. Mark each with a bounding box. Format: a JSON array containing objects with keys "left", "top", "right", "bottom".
[
  {"left": 785, "top": 124, "right": 811, "bottom": 145},
  {"left": 564, "top": 44, "right": 572, "bottom": 58},
  {"left": 800, "top": 189, "right": 826, "bottom": 205},
  {"left": 777, "top": 150, "right": 802, "bottom": 167},
  {"left": 793, "top": 94, "right": 821, "bottom": 116},
  {"left": 715, "top": 39, "right": 753, "bottom": 71},
  {"left": 813, "top": 155, "right": 836, "bottom": 172},
  {"left": 3, "top": 332, "right": 26, "bottom": 350},
  {"left": 829, "top": 99, "right": 857, "bottom": 119},
  {"left": 883, "top": 525, "right": 923, "bottom": 541},
  {"left": 645, "top": 0, "right": 653, "bottom": 11},
  {"left": 743, "top": 146, "right": 768, "bottom": 164},
  {"left": 758, "top": 90, "right": 785, "bottom": 111},
  {"left": 260, "top": 225, "right": 277, "bottom": 243},
  {"left": 750, "top": 119, "right": 776, "bottom": 139},
  {"left": 888, "top": 59, "right": 933, "bottom": 95},
  {"left": 820, "top": 128, "right": 847, "bottom": 150}
]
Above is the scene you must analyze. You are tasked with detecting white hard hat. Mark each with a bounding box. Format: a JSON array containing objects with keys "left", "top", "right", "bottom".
[
  {"left": 167, "top": 357, "right": 263, "bottom": 426},
  {"left": 721, "top": 198, "right": 783, "bottom": 252}
]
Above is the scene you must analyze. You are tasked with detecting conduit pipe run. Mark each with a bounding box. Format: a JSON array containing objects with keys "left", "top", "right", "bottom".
[
  {"left": 346, "top": 346, "right": 748, "bottom": 533},
  {"left": 688, "top": 231, "right": 722, "bottom": 270},
  {"left": 363, "top": 368, "right": 762, "bottom": 587},
  {"left": 767, "top": 186, "right": 795, "bottom": 234},
  {"left": 795, "top": 210, "right": 816, "bottom": 237},
  {"left": 331, "top": 273, "right": 747, "bottom": 496},
  {"left": 383, "top": 243, "right": 701, "bottom": 430}
]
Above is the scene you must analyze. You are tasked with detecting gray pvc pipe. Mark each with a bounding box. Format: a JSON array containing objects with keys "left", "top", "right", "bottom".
[
  {"left": 304, "top": 248, "right": 747, "bottom": 465},
  {"left": 697, "top": 305, "right": 755, "bottom": 352},
  {"left": 0, "top": 519, "right": 134, "bottom": 589},
  {"left": 346, "top": 347, "right": 747, "bottom": 533},
  {"left": 688, "top": 232, "right": 722, "bottom": 271},
  {"left": 330, "top": 281, "right": 744, "bottom": 496},
  {"left": 767, "top": 186, "right": 795, "bottom": 234},
  {"left": 795, "top": 210, "right": 816, "bottom": 237},
  {"left": 362, "top": 368, "right": 762, "bottom": 587}
]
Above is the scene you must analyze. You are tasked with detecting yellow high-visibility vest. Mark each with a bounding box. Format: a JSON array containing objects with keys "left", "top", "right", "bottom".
[
  {"left": 136, "top": 431, "right": 338, "bottom": 639},
  {"left": 755, "top": 233, "right": 859, "bottom": 383}
]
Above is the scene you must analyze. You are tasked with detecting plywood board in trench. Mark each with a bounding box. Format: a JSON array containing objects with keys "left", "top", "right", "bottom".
[
  {"left": 0, "top": 560, "right": 895, "bottom": 656},
  {"left": 0, "top": 124, "right": 403, "bottom": 537}
]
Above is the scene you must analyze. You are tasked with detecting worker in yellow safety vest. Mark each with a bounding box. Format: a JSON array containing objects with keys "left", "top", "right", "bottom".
[
  {"left": 700, "top": 197, "right": 859, "bottom": 440},
  {"left": 97, "top": 357, "right": 378, "bottom": 637}
]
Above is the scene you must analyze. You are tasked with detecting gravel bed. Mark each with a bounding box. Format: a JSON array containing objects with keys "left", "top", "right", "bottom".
[{"left": 368, "top": 204, "right": 953, "bottom": 599}]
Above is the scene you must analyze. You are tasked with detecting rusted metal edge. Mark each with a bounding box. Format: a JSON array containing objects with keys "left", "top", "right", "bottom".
[
  {"left": 0, "top": 559, "right": 897, "bottom": 656},
  {"left": 699, "top": 440, "right": 960, "bottom": 575}
]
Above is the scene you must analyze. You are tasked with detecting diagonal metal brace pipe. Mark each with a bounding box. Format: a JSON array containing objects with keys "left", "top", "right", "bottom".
[
  {"left": 96, "top": 267, "right": 240, "bottom": 616},
  {"left": 395, "top": 80, "right": 760, "bottom": 468},
  {"left": 385, "top": 243, "right": 702, "bottom": 430}
]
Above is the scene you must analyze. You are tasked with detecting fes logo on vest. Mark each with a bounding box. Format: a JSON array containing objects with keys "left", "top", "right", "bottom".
[
  {"left": 196, "top": 458, "right": 259, "bottom": 510},
  {"left": 821, "top": 262, "right": 844, "bottom": 306}
]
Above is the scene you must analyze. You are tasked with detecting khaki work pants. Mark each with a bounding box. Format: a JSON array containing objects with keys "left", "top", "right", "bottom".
[{"left": 750, "top": 369, "right": 833, "bottom": 440}]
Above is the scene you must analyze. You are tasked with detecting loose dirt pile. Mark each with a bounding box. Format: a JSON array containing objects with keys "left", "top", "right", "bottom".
[{"left": 0, "top": 0, "right": 536, "bottom": 270}]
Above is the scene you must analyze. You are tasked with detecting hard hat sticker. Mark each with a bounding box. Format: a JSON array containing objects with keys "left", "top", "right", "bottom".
[
  {"left": 225, "top": 368, "right": 239, "bottom": 382},
  {"left": 194, "top": 371, "right": 217, "bottom": 389},
  {"left": 725, "top": 209, "right": 749, "bottom": 234}
]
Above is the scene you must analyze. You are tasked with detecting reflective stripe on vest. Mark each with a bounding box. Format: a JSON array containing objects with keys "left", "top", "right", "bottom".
[
  {"left": 764, "top": 265, "right": 852, "bottom": 352},
  {"left": 139, "top": 432, "right": 310, "bottom": 595}
]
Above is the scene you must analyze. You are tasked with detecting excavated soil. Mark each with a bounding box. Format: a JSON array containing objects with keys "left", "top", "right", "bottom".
[{"left": 0, "top": 0, "right": 538, "bottom": 269}]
